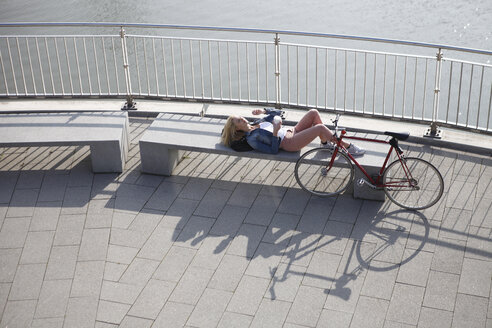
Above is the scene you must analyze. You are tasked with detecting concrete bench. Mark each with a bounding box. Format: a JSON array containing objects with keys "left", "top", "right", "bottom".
[
  {"left": 0, "top": 112, "right": 129, "bottom": 173},
  {"left": 139, "top": 113, "right": 391, "bottom": 201}
]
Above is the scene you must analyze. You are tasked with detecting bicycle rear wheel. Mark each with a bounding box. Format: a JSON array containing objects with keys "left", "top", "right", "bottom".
[
  {"left": 383, "top": 157, "right": 444, "bottom": 210},
  {"left": 295, "top": 148, "right": 354, "bottom": 197}
]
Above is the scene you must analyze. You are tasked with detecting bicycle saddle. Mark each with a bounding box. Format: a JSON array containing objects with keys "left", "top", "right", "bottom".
[{"left": 384, "top": 131, "right": 410, "bottom": 140}]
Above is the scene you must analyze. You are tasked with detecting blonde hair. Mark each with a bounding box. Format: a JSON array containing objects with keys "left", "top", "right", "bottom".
[{"left": 221, "top": 116, "right": 244, "bottom": 147}]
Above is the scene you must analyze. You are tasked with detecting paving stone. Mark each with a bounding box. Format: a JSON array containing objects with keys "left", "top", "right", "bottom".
[
  {"left": 128, "top": 279, "right": 175, "bottom": 319},
  {"left": 179, "top": 177, "right": 213, "bottom": 200},
  {"left": 446, "top": 180, "right": 476, "bottom": 211},
  {"left": 277, "top": 188, "right": 311, "bottom": 215},
  {"left": 116, "top": 183, "right": 156, "bottom": 202},
  {"left": 168, "top": 266, "right": 214, "bottom": 305},
  {"left": 0, "top": 283, "right": 10, "bottom": 319},
  {"left": 0, "top": 249, "right": 22, "bottom": 283},
  {"left": 138, "top": 226, "right": 175, "bottom": 261},
  {"left": 29, "top": 202, "right": 61, "bottom": 231},
  {"left": 227, "top": 275, "right": 271, "bottom": 315},
  {"left": 110, "top": 211, "right": 135, "bottom": 229},
  {"left": 191, "top": 235, "right": 232, "bottom": 270},
  {"left": 303, "top": 251, "right": 341, "bottom": 289},
  {"left": 244, "top": 194, "right": 282, "bottom": 226},
  {"left": 53, "top": 214, "right": 85, "bottom": 246},
  {"left": 360, "top": 260, "right": 399, "bottom": 300},
  {"left": 286, "top": 285, "right": 326, "bottom": 327},
  {"left": 208, "top": 254, "right": 250, "bottom": 292},
  {"left": 7, "top": 189, "right": 38, "bottom": 217},
  {"left": 396, "top": 249, "right": 433, "bottom": 286},
  {"left": 458, "top": 257, "right": 492, "bottom": 297},
  {"left": 280, "top": 232, "right": 321, "bottom": 267},
  {"left": 323, "top": 271, "right": 365, "bottom": 314},
  {"left": 127, "top": 209, "right": 163, "bottom": 234},
  {"left": 45, "top": 245, "right": 78, "bottom": 280},
  {"left": 452, "top": 294, "right": 488, "bottom": 328},
  {"left": 0, "top": 172, "right": 19, "bottom": 203},
  {"left": 0, "top": 217, "right": 31, "bottom": 248},
  {"left": 406, "top": 218, "right": 439, "bottom": 253},
  {"left": 249, "top": 298, "right": 292, "bottom": 328},
  {"left": 471, "top": 196, "right": 492, "bottom": 228},
  {"left": 96, "top": 300, "right": 131, "bottom": 325},
  {"left": 210, "top": 204, "right": 249, "bottom": 237},
  {"left": 61, "top": 186, "right": 91, "bottom": 214},
  {"left": 227, "top": 183, "right": 262, "bottom": 208},
  {"left": 296, "top": 196, "right": 335, "bottom": 233},
  {"left": 159, "top": 196, "right": 198, "bottom": 228},
  {"left": 17, "top": 171, "right": 44, "bottom": 189},
  {"left": 317, "top": 220, "right": 353, "bottom": 255},
  {"left": 119, "top": 316, "right": 153, "bottom": 328},
  {"left": 152, "top": 302, "right": 194, "bottom": 328},
  {"left": 34, "top": 279, "right": 71, "bottom": 318},
  {"left": 38, "top": 174, "right": 68, "bottom": 202},
  {"left": 465, "top": 226, "right": 492, "bottom": 261},
  {"left": 226, "top": 223, "right": 266, "bottom": 258},
  {"left": 187, "top": 288, "right": 233, "bottom": 328},
  {"left": 194, "top": 188, "right": 231, "bottom": 218},
  {"left": 100, "top": 281, "right": 144, "bottom": 305},
  {"left": 263, "top": 212, "right": 300, "bottom": 244},
  {"left": 31, "top": 317, "right": 64, "bottom": 328},
  {"left": 245, "top": 242, "right": 288, "bottom": 279},
  {"left": 174, "top": 215, "right": 215, "bottom": 249},
  {"left": 439, "top": 208, "right": 471, "bottom": 241},
  {"left": 103, "top": 262, "right": 127, "bottom": 282},
  {"left": 0, "top": 300, "right": 37, "bottom": 328},
  {"left": 316, "top": 309, "right": 352, "bottom": 328},
  {"left": 106, "top": 244, "right": 139, "bottom": 265},
  {"left": 78, "top": 228, "right": 110, "bottom": 261},
  {"left": 418, "top": 307, "right": 453, "bottom": 328},
  {"left": 386, "top": 283, "right": 425, "bottom": 325},
  {"left": 19, "top": 231, "right": 54, "bottom": 264},
  {"left": 153, "top": 246, "right": 196, "bottom": 282},
  {"left": 109, "top": 228, "right": 148, "bottom": 248},
  {"left": 350, "top": 296, "right": 389, "bottom": 328},
  {"left": 119, "top": 258, "right": 160, "bottom": 287},
  {"left": 145, "top": 180, "right": 185, "bottom": 211},
  {"left": 431, "top": 237, "right": 465, "bottom": 274},
  {"left": 423, "top": 270, "right": 459, "bottom": 311},
  {"left": 9, "top": 263, "right": 45, "bottom": 300},
  {"left": 71, "top": 261, "right": 105, "bottom": 298},
  {"left": 91, "top": 173, "right": 119, "bottom": 200},
  {"left": 113, "top": 196, "right": 147, "bottom": 214},
  {"left": 329, "top": 194, "right": 363, "bottom": 224},
  {"left": 217, "top": 312, "right": 253, "bottom": 328},
  {"left": 265, "top": 263, "right": 306, "bottom": 302}
]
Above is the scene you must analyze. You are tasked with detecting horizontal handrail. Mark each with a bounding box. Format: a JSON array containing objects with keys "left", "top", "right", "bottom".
[
  {"left": 1, "top": 22, "right": 491, "bottom": 56},
  {"left": 0, "top": 22, "right": 491, "bottom": 135}
]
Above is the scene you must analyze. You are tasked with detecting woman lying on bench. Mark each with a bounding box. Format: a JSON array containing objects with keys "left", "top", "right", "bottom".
[{"left": 221, "top": 108, "right": 365, "bottom": 156}]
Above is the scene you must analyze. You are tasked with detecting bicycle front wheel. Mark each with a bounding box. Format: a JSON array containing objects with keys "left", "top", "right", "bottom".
[
  {"left": 383, "top": 157, "right": 444, "bottom": 210},
  {"left": 295, "top": 148, "right": 354, "bottom": 197}
]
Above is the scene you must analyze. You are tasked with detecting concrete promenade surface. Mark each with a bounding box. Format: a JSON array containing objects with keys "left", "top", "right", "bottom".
[{"left": 0, "top": 100, "right": 492, "bottom": 328}]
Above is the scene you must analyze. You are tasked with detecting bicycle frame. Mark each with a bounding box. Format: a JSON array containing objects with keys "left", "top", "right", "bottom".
[{"left": 331, "top": 132, "right": 413, "bottom": 190}]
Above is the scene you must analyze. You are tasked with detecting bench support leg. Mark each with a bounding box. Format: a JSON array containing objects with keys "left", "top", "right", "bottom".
[
  {"left": 353, "top": 167, "right": 386, "bottom": 201},
  {"left": 90, "top": 140, "right": 126, "bottom": 173},
  {"left": 140, "top": 141, "right": 184, "bottom": 176}
]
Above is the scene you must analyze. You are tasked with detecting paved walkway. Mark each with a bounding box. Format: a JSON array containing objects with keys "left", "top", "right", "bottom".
[{"left": 0, "top": 110, "right": 491, "bottom": 327}]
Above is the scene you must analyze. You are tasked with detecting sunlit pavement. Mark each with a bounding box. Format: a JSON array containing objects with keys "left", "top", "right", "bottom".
[{"left": 0, "top": 100, "right": 491, "bottom": 328}]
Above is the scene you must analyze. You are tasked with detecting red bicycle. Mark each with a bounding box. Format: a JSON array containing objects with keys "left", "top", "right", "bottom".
[{"left": 294, "top": 114, "right": 444, "bottom": 210}]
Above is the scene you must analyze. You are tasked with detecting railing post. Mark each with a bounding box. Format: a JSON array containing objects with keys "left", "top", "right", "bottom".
[
  {"left": 274, "top": 33, "right": 281, "bottom": 109},
  {"left": 425, "top": 48, "right": 443, "bottom": 138},
  {"left": 120, "top": 27, "right": 136, "bottom": 110}
]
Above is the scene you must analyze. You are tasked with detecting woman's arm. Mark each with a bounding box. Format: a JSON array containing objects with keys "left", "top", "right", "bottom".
[{"left": 252, "top": 109, "right": 266, "bottom": 115}]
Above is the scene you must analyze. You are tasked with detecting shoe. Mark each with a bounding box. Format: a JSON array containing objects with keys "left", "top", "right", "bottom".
[
  {"left": 347, "top": 143, "right": 365, "bottom": 157},
  {"left": 320, "top": 142, "right": 335, "bottom": 151}
]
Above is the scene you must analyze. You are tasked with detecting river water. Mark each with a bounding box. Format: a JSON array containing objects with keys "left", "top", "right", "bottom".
[{"left": 1, "top": 0, "right": 491, "bottom": 51}]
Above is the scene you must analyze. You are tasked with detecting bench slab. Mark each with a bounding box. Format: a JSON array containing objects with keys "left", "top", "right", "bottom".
[
  {"left": 140, "top": 113, "right": 391, "bottom": 201},
  {"left": 0, "top": 112, "right": 129, "bottom": 172}
]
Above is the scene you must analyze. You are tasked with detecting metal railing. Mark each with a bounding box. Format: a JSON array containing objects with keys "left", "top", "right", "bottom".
[{"left": 1, "top": 22, "right": 491, "bottom": 134}]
